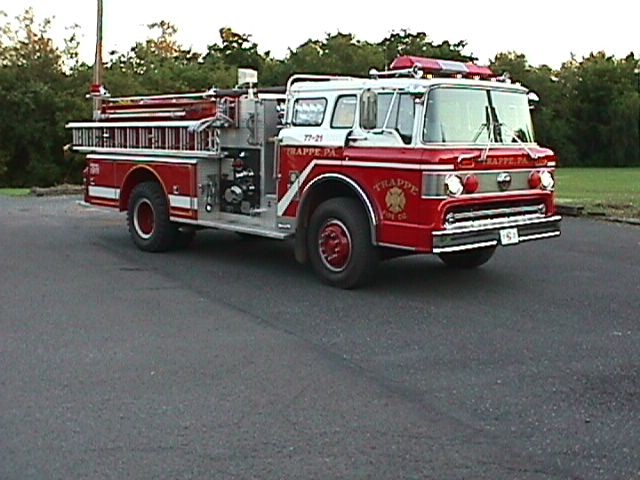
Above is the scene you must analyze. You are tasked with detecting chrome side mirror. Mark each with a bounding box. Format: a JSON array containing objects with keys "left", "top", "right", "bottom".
[{"left": 360, "top": 90, "right": 378, "bottom": 130}]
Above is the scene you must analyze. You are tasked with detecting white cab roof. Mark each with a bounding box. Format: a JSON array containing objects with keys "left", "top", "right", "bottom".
[{"left": 289, "top": 77, "right": 529, "bottom": 94}]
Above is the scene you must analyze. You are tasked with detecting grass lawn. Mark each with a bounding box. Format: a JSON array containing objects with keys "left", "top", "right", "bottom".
[
  {"left": 0, "top": 188, "right": 31, "bottom": 197},
  {"left": 1, "top": 171, "right": 638, "bottom": 219},
  {"left": 556, "top": 168, "right": 640, "bottom": 219}
]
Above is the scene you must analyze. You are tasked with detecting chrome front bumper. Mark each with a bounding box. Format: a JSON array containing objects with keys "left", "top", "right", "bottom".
[{"left": 432, "top": 214, "right": 562, "bottom": 253}]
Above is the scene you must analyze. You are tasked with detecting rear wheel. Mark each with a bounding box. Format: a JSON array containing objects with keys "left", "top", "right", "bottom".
[
  {"left": 127, "top": 182, "right": 177, "bottom": 252},
  {"left": 438, "top": 247, "right": 496, "bottom": 269},
  {"left": 307, "top": 198, "right": 378, "bottom": 289}
]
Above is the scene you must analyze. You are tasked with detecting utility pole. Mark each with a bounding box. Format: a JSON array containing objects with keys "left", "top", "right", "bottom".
[
  {"left": 635, "top": 65, "right": 640, "bottom": 165},
  {"left": 93, "top": 0, "right": 104, "bottom": 120}
]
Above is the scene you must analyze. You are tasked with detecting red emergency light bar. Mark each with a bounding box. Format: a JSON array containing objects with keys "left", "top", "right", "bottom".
[{"left": 390, "top": 56, "right": 494, "bottom": 79}]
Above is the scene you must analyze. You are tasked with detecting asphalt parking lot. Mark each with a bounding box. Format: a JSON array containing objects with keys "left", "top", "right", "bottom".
[{"left": 1, "top": 195, "right": 639, "bottom": 479}]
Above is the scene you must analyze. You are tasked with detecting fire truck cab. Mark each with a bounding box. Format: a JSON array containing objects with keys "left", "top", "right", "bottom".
[{"left": 68, "top": 56, "right": 561, "bottom": 288}]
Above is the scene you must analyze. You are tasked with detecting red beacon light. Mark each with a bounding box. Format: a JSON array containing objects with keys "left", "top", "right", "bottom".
[
  {"left": 529, "top": 171, "right": 542, "bottom": 189},
  {"left": 464, "top": 174, "right": 480, "bottom": 194},
  {"left": 389, "top": 56, "right": 494, "bottom": 80}
]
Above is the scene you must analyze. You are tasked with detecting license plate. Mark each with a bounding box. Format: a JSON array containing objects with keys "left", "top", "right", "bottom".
[{"left": 500, "top": 228, "right": 519, "bottom": 245}]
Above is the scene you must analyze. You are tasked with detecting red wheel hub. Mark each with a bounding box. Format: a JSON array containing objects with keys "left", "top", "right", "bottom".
[
  {"left": 318, "top": 220, "right": 352, "bottom": 272},
  {"left": 135, "top": 199, "right": 155, "bottom": 239}
]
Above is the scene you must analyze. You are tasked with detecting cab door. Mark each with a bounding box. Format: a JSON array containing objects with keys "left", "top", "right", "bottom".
[{"left": 276, "top": 95, "right": 353, "bottom": 217}]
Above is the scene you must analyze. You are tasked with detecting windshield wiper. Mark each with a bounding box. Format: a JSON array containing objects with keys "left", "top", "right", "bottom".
[
  {"left": 479, "top": 106, "right": 496, "bottom": 162},
  {"left": 471, "top": 122, "right": 488, "bottom": 143},
  {"left": 496, "top": 121, "right": 539, "bottom": 160}
]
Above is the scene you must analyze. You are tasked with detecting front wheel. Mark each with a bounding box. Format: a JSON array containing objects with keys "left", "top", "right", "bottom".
[
  {"left": 127, "top": 182, "right": 177, "bottom": 252},
  {"left": 307, "top": 198, "right": 378, "bottom": 289},
  {"left": 438, "top": 247, "right": 496, "bottom": 269}
]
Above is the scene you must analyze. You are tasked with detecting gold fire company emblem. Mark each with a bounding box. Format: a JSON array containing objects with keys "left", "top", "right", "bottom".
[{"left": 385, "top": 187, "right": 406, "bottom": 214}]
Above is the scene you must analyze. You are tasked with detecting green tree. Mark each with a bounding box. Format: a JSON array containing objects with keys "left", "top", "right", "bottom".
[
  {"left": 284, "top": 33, "right": 383, "bottom": 79},
  {"left": 379, "top": 30, "right": 474, "bottom": 67},
  {"left": 106, "top": 21, "right": 207, "bottom": 94},
  {"left": 201, "top": 28, "right": 267, "bottom": 87},
  {"left": 2, "top": 8, "right": 639, "bottom": 187},
  {"left": 565, "top": 52, "right": 639, "bottom": 166},
  {"left": 490, "top": 52, "right": 575, "bottom": 163},
  {"left": 0, "top": 8, "right": 85, "bottom": 186}
]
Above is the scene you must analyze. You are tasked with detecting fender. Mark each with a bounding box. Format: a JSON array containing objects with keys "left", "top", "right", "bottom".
[
  {"left": 299, "top": 173, "right": 379, "bottom": 245},
  {"left": 119, "top": 165, "right": 168, "bottom": 212}
]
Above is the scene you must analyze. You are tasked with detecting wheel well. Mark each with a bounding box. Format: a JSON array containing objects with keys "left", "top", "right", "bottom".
[
  {"left": 294, "top": 176, "right": 378, "bottom": 264},
  {"left": 119, "top": 167, "right": 166, "bottom": 212}
]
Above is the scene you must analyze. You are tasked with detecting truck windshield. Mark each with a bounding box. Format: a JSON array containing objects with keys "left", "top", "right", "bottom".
[{"left": 422, "top": 87, "right": 534, "bottom": 144}]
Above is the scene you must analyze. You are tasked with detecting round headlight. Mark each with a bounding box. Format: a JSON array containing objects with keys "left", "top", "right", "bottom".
[
  {"left": 444, "top": 174, "right": 464, "bottom": 196},
  {"left": 540, "top": 170, "right": 555, "bottom": 191}
]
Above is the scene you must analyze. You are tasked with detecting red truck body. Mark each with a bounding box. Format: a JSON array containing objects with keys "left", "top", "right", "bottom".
[{"left": 68, "top": 57, "right": 561, "bottom": 288}]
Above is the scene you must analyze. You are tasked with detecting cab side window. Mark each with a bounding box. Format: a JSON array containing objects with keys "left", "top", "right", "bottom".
[
  {"left": 331, "top": 95, "right": 357, "bottom": 128},
  {"left": 292, "top": 98, "right": 327, "bottom": 126},
  {"left": 396, "top": 94, "right": 415, "bottom": 144}
]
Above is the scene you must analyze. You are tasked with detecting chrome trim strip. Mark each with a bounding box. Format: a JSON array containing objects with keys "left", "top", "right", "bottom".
[
  {"left": 86, "top": 154, "right": 199, "bottom": 165},
  {"left": 422, "top": 189, "right": 549, "bottom": 200},
  {"left": 519, "top": 231, "right": 561, "bottom": 242},
  {"left": 447, "top": 189, "right": 546, "bottom": 199},
  {"left": 106, "top": 90, "right": 216, "bottom": 102},
  {"left": 433, "top": 240, "right": 498, "bottom": 254},
  {"left": 344, "top": 160, "right": 454, "bottom": 171},
  {"left": 449, "top": 204, "right": 544, "bottom": 222},
  {"left": 377, "top": 242, "right": 418, "bottom": 252},
  {"left": 422, "top": 169, "right": 542, "bottom": 198},
  {"left": 420, "top": 143, "right": 540, "bottom": 150},
  {"left": 76, "top": 147, "right": 218, "bottom": 159},
  {"left": 169, "top": 195, "right": 197, "bottom": 210},
  {"left": 101, "top": 112, "right": 187, "bottom": 120},
  {"left": 67, "top": 120, "right": 209, "bottom": 128},
  {"left": 433, "top": 215, "right": 562, "bottom": 236},
  {"left": 88, "top": 186, "right": 120, "bottom": 200}
]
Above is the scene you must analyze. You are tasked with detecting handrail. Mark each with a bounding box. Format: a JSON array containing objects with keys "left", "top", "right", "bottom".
[
  {"left": 105, "top": 88, "right": 217, "bottom": 104},
  {"left": 285, "top": 74, "right": 356, "bottom": 93}
]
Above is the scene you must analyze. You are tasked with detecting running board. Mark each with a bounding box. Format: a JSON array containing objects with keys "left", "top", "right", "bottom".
[{"left": 172, "top": 217, "right": 292, "bottom": 240}]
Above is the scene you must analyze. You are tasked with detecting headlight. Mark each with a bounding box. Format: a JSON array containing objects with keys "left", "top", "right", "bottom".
[
  {"left": 444, "top": 174, "right": 464, "bottom": 196},
  {"left": 540, "top": 170, "right": 555, "bottom": 191}
]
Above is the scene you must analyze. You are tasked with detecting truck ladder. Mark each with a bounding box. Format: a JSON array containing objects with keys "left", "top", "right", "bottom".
[{"left": 67, "top": 120, "right": 223, "bottom": 158}]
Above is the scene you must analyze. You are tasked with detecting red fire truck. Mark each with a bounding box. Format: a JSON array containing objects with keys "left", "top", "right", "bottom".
[{"left": 67, "top": 56, "right": 561, "bottom": 288}]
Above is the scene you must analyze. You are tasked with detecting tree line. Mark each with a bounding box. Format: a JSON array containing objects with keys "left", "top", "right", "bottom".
[{"left": 0, "top": 9, "right": 638, "bottom": 187}]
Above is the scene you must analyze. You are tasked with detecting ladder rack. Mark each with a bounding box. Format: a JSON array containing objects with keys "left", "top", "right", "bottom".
[{"left": 67, "top": 120, "right": 222, "bottom": 158}]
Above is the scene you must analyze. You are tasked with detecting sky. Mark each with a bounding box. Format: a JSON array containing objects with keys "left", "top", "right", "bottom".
[{"left": 2, "top": 0, "right": 638, "bottom": 68}]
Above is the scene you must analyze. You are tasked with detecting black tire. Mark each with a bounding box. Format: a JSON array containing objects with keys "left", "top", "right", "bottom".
[
  {"left": 127, "top": 181, "right": 177, "bottom": 252},
  {"left": 438, "top": 247, "right": 496, "bottom": 269},
  {"left": 307, "top": 198, "right": 378, "bottom": 289}
]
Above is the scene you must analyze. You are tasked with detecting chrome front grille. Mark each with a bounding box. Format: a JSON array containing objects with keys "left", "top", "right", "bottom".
[{"left": 445, "top": 203, "right": 547, "bottom": 230}]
